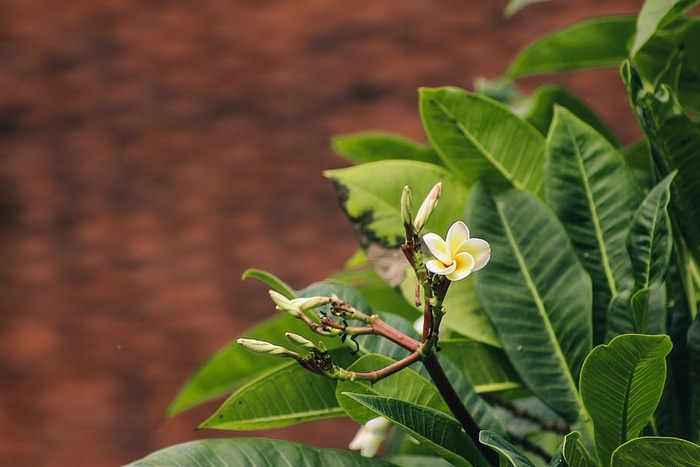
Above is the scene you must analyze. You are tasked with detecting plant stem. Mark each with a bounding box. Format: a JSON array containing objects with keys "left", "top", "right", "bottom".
[{"left": 422, "top": 353, "right": 499, "bottom": 467}]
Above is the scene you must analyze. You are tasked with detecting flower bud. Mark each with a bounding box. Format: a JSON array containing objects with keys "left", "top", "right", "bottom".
[
  {"left": 413, "top": 183, "right": 441, "bottom": 232},
  {"left": 269, "top": 290, "right": 299, "bottom": 314},
  {"left": 295, "top": 295, "right": 332, "bottom": 312},
  {"left": 285, "top": 332, "right": 318, "bottom": 351},
  {"left": 348, "top": 417, "right": 392, "bottom": 457},
  {"left": 237, "top": 338, "right": 299, "bottom": 358},
  {"left": 400, "top": 186, "right": 413, "bottom": 230}
]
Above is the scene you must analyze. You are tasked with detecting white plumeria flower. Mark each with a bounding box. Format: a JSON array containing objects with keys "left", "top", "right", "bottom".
[
  {"left": 422, "top": 221, "right": 491, "bottom": 282},
  {"left": 348, "top": 417, "right": 391, "bottom": 457}
]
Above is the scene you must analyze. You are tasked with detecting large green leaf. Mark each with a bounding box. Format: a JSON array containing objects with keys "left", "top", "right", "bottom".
[
  {"left": 519, "top": 85, "right": 620, "bottom": 147},
  {"left": 624, "top": 63, "right": 700, "bottom": 266},
  {"left": 336, "top": 354, "right": 449, "bottom": 424},
  {"left": 200, "top": 355, "right": 348, "bottom": 430},
  {"left": 631, "top": 0, "right": 700, "bottom": 57},
  {"left": 167, "top": 280, "right": 368, "bottom": 417},
  {"left": 128, "top": 437, "right": 393, "bottom": 467},
  {"left": 478, "top": 430, "right": 535, "bottom": 467},
  {"left": 439, "top": 339, "right": 522, "bottom": 394},
  {"left": 468, "top": 185, "right": 592, "bottom": 422},
  {"left": 325, "top": 160, "right": 470, "bottom": 249},
  {"left": 579, "top": 334, "right": 672, "bottom": 467},
  {"left": 331, "top": 132, "right": 443, "bottom": 166},
  {"left": 344, "top": 393, "right": 489, "bottom": 467},
  {"left": 611, "top": 436, "right": 700, "bottom": 467},
  {"left": 627, "top": 173, "right": 675, "bottom": 290},
  {"left": 419, "top": 87, "right": 545, "bottom": 194},
  {"left": 507, "top": 16, "right": 636, "bottom": 78},
  {"left": 544, "top": 106, "right": 643, "bottom": 343}
]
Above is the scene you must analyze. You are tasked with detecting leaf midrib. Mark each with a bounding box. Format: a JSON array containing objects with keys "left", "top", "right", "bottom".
[{"left": 565, "top": 117, "right": 618, "bottom": 295}]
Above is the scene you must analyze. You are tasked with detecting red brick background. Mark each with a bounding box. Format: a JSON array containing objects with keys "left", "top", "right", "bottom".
[{"left": 0, "top": 1, "right": 642, "bottom": 465}]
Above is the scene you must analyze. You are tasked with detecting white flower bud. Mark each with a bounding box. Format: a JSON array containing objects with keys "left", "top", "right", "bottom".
[
  {"left": 413, "top": 183, "right": 441, "bottom": 232},
  {"left": 348, "top": 417, "right": 392, "bottom": 457},
  {"left": 401, "top": 185, "right": 413, "bottom": 229},
  {"left": 237, "top": 338, "right": 299, "bottom": 359},
  {"left": 285, "top": 332, "right": 318, "bottom": 351}
]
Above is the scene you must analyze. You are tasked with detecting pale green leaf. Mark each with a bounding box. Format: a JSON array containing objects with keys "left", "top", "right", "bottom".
[
  {"left": 631, "top": 0, "right": 700, "bottom": 57},
  {"left": 580, "top": 334, "right": 672, "bottom": 467},
  {"left": 611, "top": 436, "right": 700, "bottom": 467},
  {"left": 419, "top": 87, "right": 545, "bottom": 194},
  {"left": 241, "top": 268, "right": 295, "bottom": 299},
  {"left": 544, "top": 106, "right": 643, "bottom": 343},
  {"left": 128, "top": 437, "right": 393, "bottom": 466},
  {"left": 508, "top": 16, "right": 636, "bottom": 78},
  {"left": 331, "top": 132, "right": 443, "bottom": 166},
  {"left": 468, "top": 185, "right": 591, "bottom": 422},
  {"left": 344, "top": 393, "right": 489, "bottom": 467},
  {"left": 325, "top": 160, "right": 470, "bottom": 249},
  {"left": 504, "top": 0, "right": 549, "bottom": 18}
]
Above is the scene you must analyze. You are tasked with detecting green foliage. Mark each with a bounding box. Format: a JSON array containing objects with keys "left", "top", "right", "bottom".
[
  {"left": 132, "top": 2, "right": 700, "bottom": 466},
  {"left": 128, "top": 438, "right": 394, "bottom": 466},
  {"left": 580, "top": 334, "right": 672, "bottom": 466}
]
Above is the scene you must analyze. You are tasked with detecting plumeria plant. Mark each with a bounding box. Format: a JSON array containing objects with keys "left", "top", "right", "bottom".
[{"left": 131, "top": 1, "right": 700, "bottom": 466}]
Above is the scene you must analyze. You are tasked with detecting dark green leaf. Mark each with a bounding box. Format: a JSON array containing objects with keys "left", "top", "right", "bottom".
[
  {"left": 611, "top": 436, "right": 700, "bottom": 467},
  {"left": 627, "top": 172, "right": 675, "bottom": 290},
  {"left": 331, "top": 132, "right": 443, "bottom": 166},
  {"left": 544, "top": 106, "right": 643, "bottom": 343},
  {"left": 580, "top": 334, "right": 673, "bottom": 466},
  {"left": 508, "top": 16, "right": 636, "bottom": 78},
  {"left": 562, "top": 431, "right": 597, "bottom": 467},
  {"left": 419, "top": 87, "right": 545, "bottom": 194},
  {"left": 689, "top": 315, "right": 700, "bottom": 441},
  {"left": 200, "top": 354, "right": 348, "bottom": 430},
  {"left": 128, "top": 437, "right": 394, "bottom": 466},
  {"left": 479, "top": 430, "right": 536, "bottom": 467},
  {"left": 344, "top": 393, "right": 489, "bottom": 467},
  {"left": 469, "top": 185, "right": 592, "bottom": 422}
]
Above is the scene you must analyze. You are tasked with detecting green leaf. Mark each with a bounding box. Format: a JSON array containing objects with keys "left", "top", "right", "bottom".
[
  {"left": 419, "top": 87, "right": 545, "bottom": 194},
  {"left": 331, "top": 132, "right": 443, "bottom": 166},
  {"left": 478, "top": 430, "right": 535, "bottom": 467},
  {"left": 507, "top": 16, "right": 636, "bottom": 78},
  {"left": 128, "top": 437, "right": 394, "bottom": 466},
  {"left": 520, "top": 85, "right": 621, "bottom": 147},
  {"left": 627, "top": 172, "right": 676, "bottom": 290},
  {"left": 241, "top": 268, "right": 295, "bottom": 299},
  {"left": 544, "top": 106, "right": 643, "bottom": 343},
  {"left": 624, "top": 66, "right": 700, "bottom": 266},
  {"left": 611, "top": 436, "right": 700, "bottom": 467},
  {"left": 325, "top": 160, "right": 470, "bottom": 249},
  {"left": 344, "top": 393, "right": 489, "bottom": 467},
  {"left": 631, "top": 0, "right": 700, "bottom": 57},
  {"left": 468, "top": 185, "right": 592, "bottom": 422},
  {"left": 336, "top": 354, "right": 449, "bottom": 424},
  {"left": 579, "top": 334, "right": 673, "bottom": 467},
  {"left": 561, "top": 431, "right": 597, "bottom": 467},
  {"left": 439, "top": 339, "right": 522, "bottom": 394},
  {"left": 200, "top": 354, "right": 348, "bottom": 430}
]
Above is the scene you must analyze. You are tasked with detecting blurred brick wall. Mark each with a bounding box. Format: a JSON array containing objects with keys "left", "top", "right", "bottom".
[{"left": 0, "top": 1, "right": 641, "bottom": 465}]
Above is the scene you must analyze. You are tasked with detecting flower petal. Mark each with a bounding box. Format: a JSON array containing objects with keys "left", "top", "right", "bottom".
[
  {"left": 422, "top": 232, "right": 451, "bottom": 264},
  {"left": 458, "top": 238, "right": 491, "bottom": 271},
  {"left": 446, "top": 221, "right": 470, "bottom": 256},
  {"left": 425, "top": 258, "right": 456, "bottom": 276},
  {"left": 446, "top": 252, "right": 475, "bottom": 281}
]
